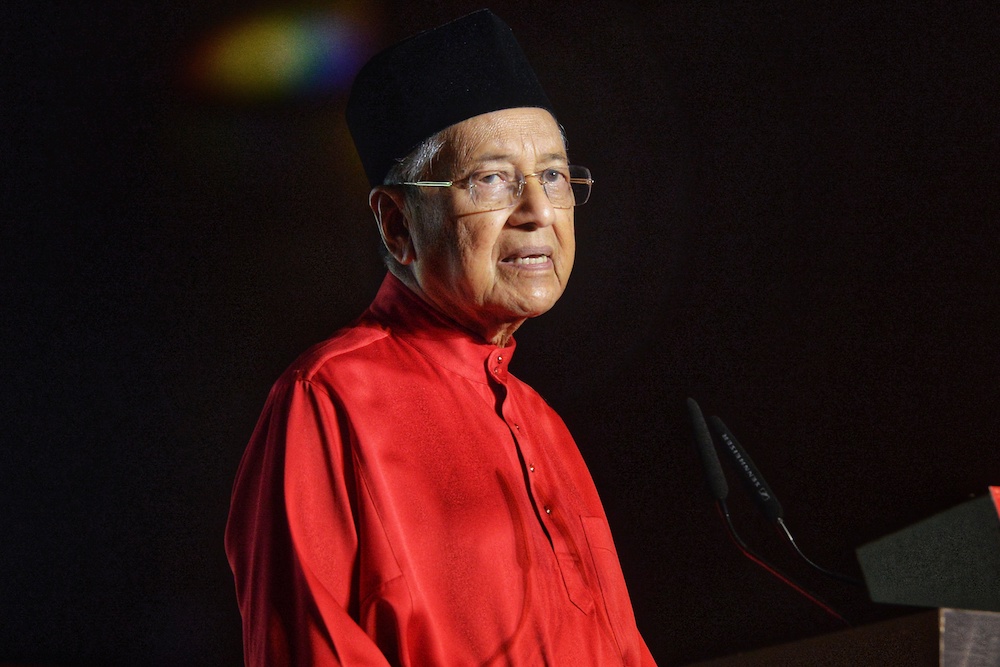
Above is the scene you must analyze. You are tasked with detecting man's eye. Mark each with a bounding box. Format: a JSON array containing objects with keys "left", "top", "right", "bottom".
[
  {"left": 471, "top": 171, "right": 512, "bottom": 187},
  {"left": 541, "top": 168, "right": 568, "bottom": 184}
]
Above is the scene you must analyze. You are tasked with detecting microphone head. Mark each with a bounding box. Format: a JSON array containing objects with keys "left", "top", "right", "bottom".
[{"left": 686, "top": 398, "right": 729, "bottom": 502}]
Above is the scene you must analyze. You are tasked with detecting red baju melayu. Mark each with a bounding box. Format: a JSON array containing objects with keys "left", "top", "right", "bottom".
[{"left": 225, "top": 273, "right": 656, "bottom": 665}]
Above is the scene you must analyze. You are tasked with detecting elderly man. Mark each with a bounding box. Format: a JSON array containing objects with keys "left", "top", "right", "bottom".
[{"left": 225, "top": 10, "right": 656, "bottom": 666}]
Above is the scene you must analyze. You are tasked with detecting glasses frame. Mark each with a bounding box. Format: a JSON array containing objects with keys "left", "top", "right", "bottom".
[{"left": 400, "top": 165, "right": 593, "bottom": 210}]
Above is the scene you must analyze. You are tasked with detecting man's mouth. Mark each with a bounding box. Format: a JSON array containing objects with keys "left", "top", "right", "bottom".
[
  {"left": 505, "top": 254, "right": 550, "bottom": 266},
  {"left": 501, "top": 246, "right": 553, "bottom": 266}
]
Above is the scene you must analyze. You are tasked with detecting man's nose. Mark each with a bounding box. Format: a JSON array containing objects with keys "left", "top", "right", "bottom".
[{"left": 507, "top": 177, "right": 556, "bottom": 227}]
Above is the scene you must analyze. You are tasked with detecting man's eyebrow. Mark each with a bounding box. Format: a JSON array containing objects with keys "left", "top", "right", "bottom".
[
  {"left": 538, "top": 152, "right": 570, "bottom": 163},
  {"left": 466, "top": 152, "right": 514, "bottom": 164},
  {"left": 464, "top": 151, "right": 569, "bottom": 165}
]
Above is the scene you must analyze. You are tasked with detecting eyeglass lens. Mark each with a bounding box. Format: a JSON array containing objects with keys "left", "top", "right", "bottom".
[{"left": 470, "top": 166, "right": 591, "bottom": 210}]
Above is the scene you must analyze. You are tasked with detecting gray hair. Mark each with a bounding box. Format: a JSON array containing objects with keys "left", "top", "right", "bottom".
[
  {"left": 376, "top": 131, "right": 448, "bottom": 277},
  {"left": 384, "top": 131, "right": 447, "bottom": 185}
]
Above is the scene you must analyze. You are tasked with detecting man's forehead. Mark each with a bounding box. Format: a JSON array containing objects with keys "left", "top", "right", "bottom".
[{"left": 442, "top": 108, "right": 567, "bottom": 166}]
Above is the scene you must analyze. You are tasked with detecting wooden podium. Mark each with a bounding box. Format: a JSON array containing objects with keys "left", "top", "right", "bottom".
[{"left": 684, "top": 608, "right": 1000, "bottom": 666}]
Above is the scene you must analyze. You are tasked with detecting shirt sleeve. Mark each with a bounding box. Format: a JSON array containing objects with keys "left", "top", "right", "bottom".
[{"left": 225, "top": 376, "right": 394, "bottom": 666}]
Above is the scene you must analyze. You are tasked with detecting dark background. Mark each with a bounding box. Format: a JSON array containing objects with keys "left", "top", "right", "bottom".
[{"left": 5, "top": 1, "right": 999, "bottom": 664}]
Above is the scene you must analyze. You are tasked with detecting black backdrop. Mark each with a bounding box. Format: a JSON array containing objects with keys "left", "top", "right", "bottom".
[{"left": 5, "top": 1, "right": 999, "bottom": 665}]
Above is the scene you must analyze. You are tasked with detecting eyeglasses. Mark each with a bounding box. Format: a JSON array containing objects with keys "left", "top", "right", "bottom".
[{"left": 401, "top": 165, "right": 593, "bottom": 211}]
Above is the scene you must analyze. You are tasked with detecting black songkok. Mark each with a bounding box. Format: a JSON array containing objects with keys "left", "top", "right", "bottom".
[{"left": 346, "top": 9, "right": 553, "bottom": 187}]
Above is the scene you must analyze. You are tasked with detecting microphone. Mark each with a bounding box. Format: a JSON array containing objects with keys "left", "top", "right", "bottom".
[
  {"left": 708, "top": 416, "right": 783, "bottom": 522},
  {"left": 686, "top": 398, "right": 728, "bottom": 502},
  {"left": 686, "top": 398, "right": 852, "bottom": 626},
  {"left": 708, "top": 415, "right": 864, "bottom": 587}
]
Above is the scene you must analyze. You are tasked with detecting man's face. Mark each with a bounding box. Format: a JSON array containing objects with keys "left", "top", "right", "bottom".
[{"left": 405, "top": 107, "right": 576, "bottom": 343}]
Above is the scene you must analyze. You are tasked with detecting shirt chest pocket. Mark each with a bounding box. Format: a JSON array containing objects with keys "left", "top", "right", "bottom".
[{"left": 555, "top": 549, "right": 595, "bottom": 614}]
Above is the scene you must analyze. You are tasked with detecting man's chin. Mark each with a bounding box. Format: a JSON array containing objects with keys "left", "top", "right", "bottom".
[{"left": 508, "top": 294, "right": 562, "bottom": 321}]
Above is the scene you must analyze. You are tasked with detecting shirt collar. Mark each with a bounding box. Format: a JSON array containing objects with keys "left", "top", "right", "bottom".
[{"left": 367, "top": 273, "right": 515, "bottom": 385}]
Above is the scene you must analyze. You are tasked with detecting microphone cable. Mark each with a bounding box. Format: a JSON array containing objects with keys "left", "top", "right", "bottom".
[{"left": 709, "top": 416, "right": 865, "bottom": 587}]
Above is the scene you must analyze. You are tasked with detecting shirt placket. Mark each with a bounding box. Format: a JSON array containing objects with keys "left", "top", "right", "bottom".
[{"left": 486, "top": 348, "right": 596, "bottom": 615}]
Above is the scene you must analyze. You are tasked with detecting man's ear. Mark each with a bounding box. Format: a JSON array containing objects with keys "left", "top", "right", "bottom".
[{"left": 369, "top": 187, "right": 416, "bottom": 265}]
